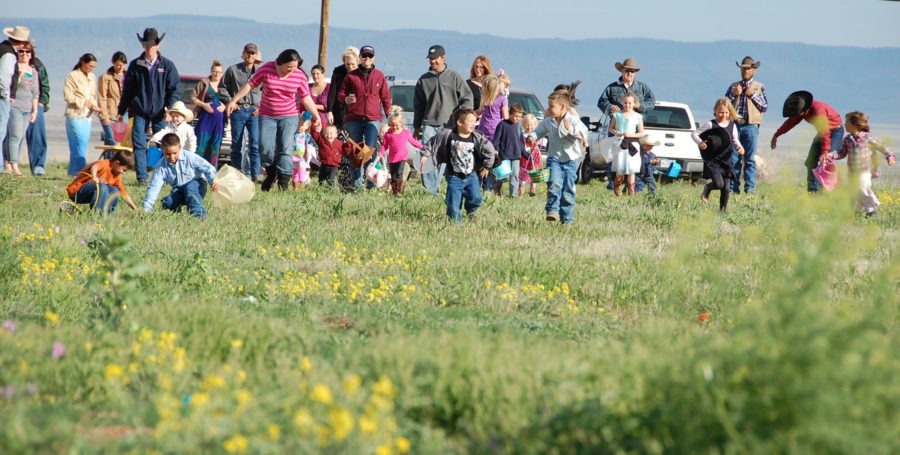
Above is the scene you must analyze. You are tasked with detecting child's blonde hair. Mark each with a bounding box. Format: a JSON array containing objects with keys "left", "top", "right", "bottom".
[
  {"left": 387, "top": 105, "right": 405, "bottom": 127},
  {"left": 498, "top": 72, "right": 511, "bottom": 88},
  {"left": 622, "top": 92, "right": 640, "bottom": 110},
  {"left": 481, "top": 75, "right": 500, "bottom": 109},
  {"left": 713, "top": 97, "right": 741, "bottom": 122},
  {"left": 845, "top": 111, "right": 870, "bottom": 132},
  {"left": 522, "top": 113, "right": 538, "bottom": 128}
]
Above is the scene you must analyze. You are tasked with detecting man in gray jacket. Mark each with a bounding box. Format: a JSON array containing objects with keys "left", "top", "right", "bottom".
[{"left": 413, "top": 45, "right": 473, "bottom": 194}]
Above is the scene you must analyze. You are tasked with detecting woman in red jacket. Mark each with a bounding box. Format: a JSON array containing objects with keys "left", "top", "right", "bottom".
[{"left": 337, "top": 45, "right": 391, "bottom": 190}]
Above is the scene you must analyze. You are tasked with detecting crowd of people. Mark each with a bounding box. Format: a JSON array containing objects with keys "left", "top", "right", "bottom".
[{"left": 0, "top": 24, "right": 895, "bottom": 222}]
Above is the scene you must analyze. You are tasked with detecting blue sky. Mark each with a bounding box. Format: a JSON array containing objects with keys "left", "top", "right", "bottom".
[{"left": 5, "top": 0, "right": 900, "bottom": 47}]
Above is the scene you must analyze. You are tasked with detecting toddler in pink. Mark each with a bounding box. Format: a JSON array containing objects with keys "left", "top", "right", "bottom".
[{"left": 379, "top": 106, "right": 423, "bottom": 196}]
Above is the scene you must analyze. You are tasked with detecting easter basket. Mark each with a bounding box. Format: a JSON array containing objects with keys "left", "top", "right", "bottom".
[{"left": 529, "top": 168, "right": 550, "bottom": 183}]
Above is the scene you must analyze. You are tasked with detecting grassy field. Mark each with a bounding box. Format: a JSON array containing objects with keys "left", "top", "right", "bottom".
[{"left": 1, "top": 165, "right": 898, "bottom": 454}]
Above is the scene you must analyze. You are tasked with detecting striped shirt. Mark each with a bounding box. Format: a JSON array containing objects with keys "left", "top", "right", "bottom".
[{"left": 249, "top": 61, "right": 310, "bottom": 118}]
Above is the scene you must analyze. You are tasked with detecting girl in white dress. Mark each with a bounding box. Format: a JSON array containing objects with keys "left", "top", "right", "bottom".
[{"left": 609, "top": 93, "right": 644, "bottom": 196}]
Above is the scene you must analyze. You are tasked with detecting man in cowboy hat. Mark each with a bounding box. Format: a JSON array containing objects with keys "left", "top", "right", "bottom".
[
  {"left": 597, "top": 57, "right": 656, "bottom": 190},
  {"left": 770, "top": 90, "right": 843, "bottom": 193},
  {"left": 117, "top": 27, "right": 180, "bottom": 185},
  {"left": 1, "top": 25, "right": 32, "bottom": 172},
  {"left": 725, "top": 56, "right": 768, "bottom": 194}
]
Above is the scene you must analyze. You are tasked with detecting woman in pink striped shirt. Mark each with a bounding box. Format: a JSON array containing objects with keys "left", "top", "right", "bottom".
[{"left": 227, "top": 49, "right": 320, "bottom": 191}]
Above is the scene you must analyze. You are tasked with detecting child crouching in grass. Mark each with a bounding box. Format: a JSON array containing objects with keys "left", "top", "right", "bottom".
[
  {"left": 830, "top": 111, "right": 895, "bottom": 217},
  {"left": 535, "top": 89, "right": 588, "bottom": 224},
  {"left": 142, "top": 133, "right": 219, "bottom": 219},
  {"left": 66, "top": 149, "right": 139, "bottom": 214},
  {"left": 420, "top": 109, "right": 497, "bottom": 222}
]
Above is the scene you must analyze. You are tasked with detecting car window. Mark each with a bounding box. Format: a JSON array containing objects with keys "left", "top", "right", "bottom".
[
  {"left": 509, "top": 92, "right": 544, "bottom": 120},
  {"left": 643, "top": 106, "right": 691, "bottom": 130},
  {"left": 390, "top": 85, "right": 415, "bottom": 112},
  {"left": 180, "top": 79, "right": 199, "bottom": 105}
]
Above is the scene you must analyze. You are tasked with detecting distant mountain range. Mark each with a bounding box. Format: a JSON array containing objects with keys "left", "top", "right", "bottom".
[{"left": 6, "top": 15, "right": 900, "bottom": 124}]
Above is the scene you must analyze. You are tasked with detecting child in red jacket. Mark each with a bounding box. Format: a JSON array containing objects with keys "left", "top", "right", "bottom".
[{"left": 311, "top": 124, "right": 351, "bottom": 186}]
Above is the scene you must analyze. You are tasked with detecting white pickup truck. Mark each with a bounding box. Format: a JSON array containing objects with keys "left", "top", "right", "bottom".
[{"left": 580, "top": 101, "right": 702, "bottom": 183}]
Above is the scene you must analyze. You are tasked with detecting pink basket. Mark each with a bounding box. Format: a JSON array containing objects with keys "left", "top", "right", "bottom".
[
  {"left": 812, "top": 159, "right": 839, "bottom": 191},
  {"left": 110, "top": 121, "right": 128, "bottom": 143}
]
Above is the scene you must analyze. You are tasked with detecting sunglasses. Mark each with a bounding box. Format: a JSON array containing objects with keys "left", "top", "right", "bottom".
[
  {"left": 360, "top": 54, "right": 374, "bottom": 59},
  {"left": 17, "top": 50, "right": 31, "bottom": 54},
  {"left": 623, "top": 69, "right": 637, "bottom": 73}
]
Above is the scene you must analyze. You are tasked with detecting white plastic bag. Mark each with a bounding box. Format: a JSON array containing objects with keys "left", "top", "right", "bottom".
[
  {"left": 598, "top": 136, "right": 622, "bottom": 162},
  {"left": 211, "top": 165, "right": 256, "bottom": 208},
  {"left": 366, "top": 156, "right": 389, "bottom": 188}
]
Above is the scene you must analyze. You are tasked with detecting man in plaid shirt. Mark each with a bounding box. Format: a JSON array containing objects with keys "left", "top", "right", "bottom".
[{"left": 726, "top": 56, "right": 768, "bottom": 194}]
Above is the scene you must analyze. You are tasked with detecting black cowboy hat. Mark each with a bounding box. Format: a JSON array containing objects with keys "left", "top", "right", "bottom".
[
  {"left": 137, "top": 28, "right": 165, "bottom": 46},
  {"left": 783, "top": 90, "right": 813, "bottom": 117},
  {"left": 698, "top": 127, "right": 732, "bottom": 161}
]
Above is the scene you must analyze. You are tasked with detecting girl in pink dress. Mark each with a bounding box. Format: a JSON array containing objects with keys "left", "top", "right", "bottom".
[
  {"left": 518, "top": 114, "right": 543, "bottom": 197},
  {"left": 379, "top": 106, "right": 423, "bottom": 196}
]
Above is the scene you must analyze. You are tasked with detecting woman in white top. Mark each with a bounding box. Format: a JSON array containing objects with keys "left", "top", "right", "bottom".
[
  {"left": 64, "top": 53, "right": 102, "bottom": 176},
  {"left": 608, "top": 92, "right": 644, "bottom": 196}
]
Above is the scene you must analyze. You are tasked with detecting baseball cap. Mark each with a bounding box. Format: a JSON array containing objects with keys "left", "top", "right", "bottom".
[
  {"left": 426, "top": 45, "right": 445, "bottom": 59},
  {"left": 360, "top": 45, "right": 375, "bottom": 57},
  {"left": 243, "top": 43, "right": 258, "bottom": 54}
]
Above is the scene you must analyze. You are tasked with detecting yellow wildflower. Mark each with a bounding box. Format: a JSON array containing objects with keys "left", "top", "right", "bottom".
[
  {"left": 104, "top": 363, "right": 124, "bottom": 380},
  {"left": 236, "top": 388, "right": 252, "bottom": 406},
  {"left": 44, "top": 310, "right": 60, "bottom": 325},
  {"left": 372, "top": 376, "right": 396, "bottom": 399},
  {"left": 359, "top": 416, "right": 377, "bottom": 433},
  {"left": 329, "top": 406, "right": 354, "bottom": 441},
  {"left": 376, "top": 445, "right": 393, "bottom": 455},
  {"left": 267, "top": 424, "right": 281, "bottom": 442},
  {"left": 203, "top": 374, "right": 227, "bottom": 390},
  {"left": 231, "top": 339, "right": 243, "bottom": 349},
  {"left": 300, "top": 356, "right": 313, "bottom": 373},
  {"left": 223, "top": 433, "right": 249, "bottom": 454},
  {"left": 310, "top": 384, "right": 333, "bottom": 404},
  {"left": 191, "top": 392, "right": 210, "bottom": 407},
  {"left": 395, "top": 437, "right": 411, "bottom": 454},
  {"left": 342, "top": 374, "right": 362, "bottom": 396},
  {"left": 293, "top": 408, "right": 314, "bottom": 431}
]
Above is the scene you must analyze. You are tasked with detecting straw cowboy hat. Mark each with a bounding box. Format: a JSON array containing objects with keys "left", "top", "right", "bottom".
[
  {"left": 736, "top": 56, "right": 761, "bottom": 69},
  {"left": 639, "top": 135, "right": 661, "bottom": 147},
  {"left": 166, "top": 101, "right": 194, "bottom": 123},
  {"left": 3, "top": 25, "right": 31, "bottom": 42},
  {"left": 698, "top": 127, "right": 732, "bottom": 162},
  {"left": 137, "top": 28, "right": 165, "bottom": 46},
  {"left": 95, "top": 120, "right": 135, "bottom": 152},
  {"left": 782, "top": 90, "right": 814, "bottom": 117},
  {"left": 614, "top": 57, "right": 641, "bottom": 72}
]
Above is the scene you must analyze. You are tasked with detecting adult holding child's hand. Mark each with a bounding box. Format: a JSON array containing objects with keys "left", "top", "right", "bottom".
[{"left": 226, "top": 49, "right": 320, "bottom": 192}]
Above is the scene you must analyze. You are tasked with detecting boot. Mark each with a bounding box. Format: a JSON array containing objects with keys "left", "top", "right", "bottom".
[
  {"left": 397, "top": 180, "right": 405, "bottom": 197},
  {"left": 260, "top": 164, "right": 277, "bottom": 192},
  {"left": 627, "top": 180, "right": 636, "bottom": 196},
  {"left": 277, "top": 173, "right": 292, "bottom": 191},
  {"left": 613, "top": 175, "right": 625, "bottom": 196}
]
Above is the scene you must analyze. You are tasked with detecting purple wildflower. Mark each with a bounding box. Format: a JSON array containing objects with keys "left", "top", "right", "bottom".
[
  {"left": 25, "top": 384, "right": 38, "bottom": 395},
  {"left": 51, "top": 341, "right": 66, "bottom": 359},
  {"left": 2, "top": 320, "right": 16, "bottom": 334},
  {"left": 53, "top": 225, "right": 60, "bottom": 233},
  {"left": 2, "top": 385, "right": 14, "bottom": 400}
]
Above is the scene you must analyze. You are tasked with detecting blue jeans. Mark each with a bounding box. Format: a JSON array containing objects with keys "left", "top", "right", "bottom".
[
  {"left": 0, "top": 98, "right": 11, "bottom": 170},
  {"left": 639, "top": 170, "right": 657, "bottom": 195},
  {"left": 493, "top": 159, "right": 521, "bottom": 197},
  {"left": 132, "top": 114, "right": 167, "bottom": 182},
  {"left": 66, "top": 116, "right": 92, "bottom": 176},
  {"left": 732, "top": 123, "right": 759, "bottom": 193},
  {"left": 4, "top": 108, "right": 29, "bottom": 163},
  {"left": 162, "top": 178, "right": 208, "bottom": 218},
  {"left": 346, "top": 119, "right": 381, "bottom": 188},
  {"left": 445, "top": 172, "right": 482, "bottom": 222},
  {"left": 259, "top": 115, "right": 299, "bottom": 176},
  {"left": 73, "top": 182, "right": 120, "bottom": 214},
  {"left": 420, "top": 125, "right": 445, "bottom": 194},
  {"left": 26, "top": 106, "right": 47, "bottom": 173},
  {"left": 100, "top": 120, "right": 116, "bottom": 146},
  {"left": 806, "top": 126, "right": 845, "bottom": 193},
  {"left": 229, "top": 107, "right": 260, "bottom": 179},
  {"left": 545, "top": 157, "right": 579, "bottom": 224}
]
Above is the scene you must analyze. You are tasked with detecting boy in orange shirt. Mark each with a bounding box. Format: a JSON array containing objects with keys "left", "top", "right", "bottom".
[{"left": 66, "top": 150, "right": 139, "bottom": 214}]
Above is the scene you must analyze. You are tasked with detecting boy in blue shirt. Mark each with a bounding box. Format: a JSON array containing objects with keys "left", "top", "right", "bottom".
[
  {"left": 637, "top": 135, "right": 660, "bottom": 196},
  {"left": 142, "top": 133, "right": 219, "bottom": 218}
]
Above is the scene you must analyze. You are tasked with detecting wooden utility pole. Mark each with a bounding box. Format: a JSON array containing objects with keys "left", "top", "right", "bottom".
[{"left": 318, "top": 0, "right": 329, "bottom": 67}]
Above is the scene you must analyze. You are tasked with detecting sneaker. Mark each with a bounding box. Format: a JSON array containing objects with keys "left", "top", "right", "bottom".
[
  {"left": 700, "top": 193, "right": 709, "bottom": 203},
  {"left": 546, "top": 212, "right": 559, "bottom": 222},
  {"left": 866, "top": 210, "right": 877, "bottom": 218},
  {"left": 59, "top": 201, "right": 77, "bottom": 215},
  {"left": 34, "top": 166, "right": 45, "bottom": 176}
]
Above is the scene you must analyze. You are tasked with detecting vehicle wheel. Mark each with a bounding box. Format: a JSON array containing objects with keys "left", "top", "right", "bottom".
[{"left": 578, "top": 159, "right": 592, "bottom": 184}]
